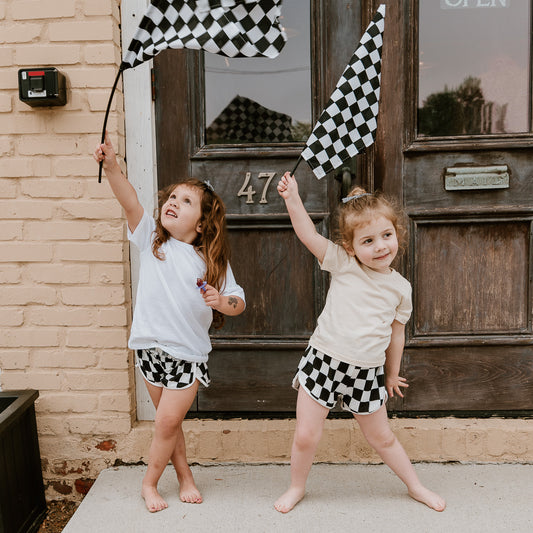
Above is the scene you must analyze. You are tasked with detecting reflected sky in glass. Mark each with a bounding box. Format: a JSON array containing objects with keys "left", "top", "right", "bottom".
[
  {"left": 204, "top": 0, "right": 311, "bottom": 144},
  {"left": 419, "top": 0, "right": 530, "bottom": 134}
]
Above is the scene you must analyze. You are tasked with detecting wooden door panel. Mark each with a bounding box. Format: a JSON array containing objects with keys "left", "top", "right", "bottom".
[
  {"left": 214, "top": 225, "right": 322, "bottom": 339},
  {"left": 402, "top": 346, "right": 533, "bottom": 412},
  {"left": 198, "top": 349, "right": 301, "bottom": 411},
  {"left": 412, "top": 219, "right": 530, "bottom": 336},
  {"left": 404, "top": 152, "right": 533, "bottom": 213},
  {"left": 190, "top": 159, "right": 327, "bottom": 215}
]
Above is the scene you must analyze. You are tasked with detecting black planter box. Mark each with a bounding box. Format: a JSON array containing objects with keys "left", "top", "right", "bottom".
[{"left": 0, "top": 390, "right": 46, "bottom": 533}]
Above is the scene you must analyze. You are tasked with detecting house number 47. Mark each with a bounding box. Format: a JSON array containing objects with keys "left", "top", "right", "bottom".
[{"left": 237, "top": 172, "right": 277, "bottom": 204}]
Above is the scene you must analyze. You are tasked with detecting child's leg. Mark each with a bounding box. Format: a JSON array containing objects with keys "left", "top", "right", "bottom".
[
  {"left": 142, "top": 379, "right": 199, "bottom": 512},
  {"left": 144, "top": 380, "right": 202, "bottom": 505},
  {"left": 141, "top": 380, "right": 166, "bottom": 512},
  {"left": 354, "top": 405, "right": 445, "bottom": 512},
  {"left": 169, "top": 424, "right": 202, "bottom": 503},
  {"left": 274, "top": 387, "right": 329, "bottom": 513}
]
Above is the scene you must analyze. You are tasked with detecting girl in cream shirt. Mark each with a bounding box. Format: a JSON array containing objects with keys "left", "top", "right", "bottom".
[{"left": 274, "top": 172, "right": 445, "bottom": 515}]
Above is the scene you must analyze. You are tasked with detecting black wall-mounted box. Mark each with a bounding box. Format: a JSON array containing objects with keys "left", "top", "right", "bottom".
[{"left": 18, "top": 67, "right": 67, "bottom": 107}]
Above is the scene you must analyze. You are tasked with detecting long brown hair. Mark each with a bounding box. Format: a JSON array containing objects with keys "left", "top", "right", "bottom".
[
  {"left": 152, "top": 179, "right": 231, "bottom": 328},
  {"left": 336, "top": 186, "right": 407, "bottom": 254}
]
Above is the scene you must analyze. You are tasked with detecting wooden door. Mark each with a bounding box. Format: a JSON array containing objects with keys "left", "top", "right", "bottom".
[
  {"left": 153, "top": 1, "right": 367, "bottom": 413},
  {"left": 374, "top": 0, "right": 533, "bottom": 415}
]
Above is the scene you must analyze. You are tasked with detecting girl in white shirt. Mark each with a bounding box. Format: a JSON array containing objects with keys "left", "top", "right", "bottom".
[
  {"left": 274, "top": 171, "right": 445, "bottom": 514},
  {"left": 94, "top": 133, "right": 245, "bottom": 513}
]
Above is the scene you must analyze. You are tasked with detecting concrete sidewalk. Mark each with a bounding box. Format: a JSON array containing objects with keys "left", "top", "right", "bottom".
[{"left": 63, "top": 463, "right": 532, "bottom": 533}]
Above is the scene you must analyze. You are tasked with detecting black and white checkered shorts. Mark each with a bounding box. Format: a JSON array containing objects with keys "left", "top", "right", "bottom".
[
  {"left": 136, "top": 348, "right": 210, "bottom": 390},
  {"left": 292, "top": 346, "right": 387, "bottom": 415}
]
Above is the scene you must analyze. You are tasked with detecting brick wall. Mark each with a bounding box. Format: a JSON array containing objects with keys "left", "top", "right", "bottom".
[{"left": 0, "top": 0, "right": 135, "bottom": 499}]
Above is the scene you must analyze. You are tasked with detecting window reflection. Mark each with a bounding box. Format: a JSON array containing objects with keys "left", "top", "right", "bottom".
[
  {"left": 204, "top": 0, "right": 311, "bottom": 144},
  {"left": 418, "top": 0, "right": 530, "bottom": 137}
]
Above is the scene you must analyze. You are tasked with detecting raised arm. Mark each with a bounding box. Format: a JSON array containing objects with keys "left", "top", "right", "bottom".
[
  {"left": 277, "top": 171, "right": 328, "bottom": 262},
  {"left": 93, "top": 131, "right": 143, "bottom": 232}
]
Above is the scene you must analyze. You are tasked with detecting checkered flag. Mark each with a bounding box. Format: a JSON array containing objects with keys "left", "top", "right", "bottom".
[
  {"left": 122, "top": 0, "right": 287, "bottom": 68},
  {"left": 99, "top": 0, "right": 287, "bottom": 182},
  {"left": 300, "top": 4, "right": 385, "bottom": 179},
  {"left": 206, "top": 95, "right": 293, "bottom": 143}
]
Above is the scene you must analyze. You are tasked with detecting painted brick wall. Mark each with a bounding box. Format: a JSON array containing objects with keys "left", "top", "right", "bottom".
[{"left": 0, "top": 0, "right": 135, "bottom": 499}]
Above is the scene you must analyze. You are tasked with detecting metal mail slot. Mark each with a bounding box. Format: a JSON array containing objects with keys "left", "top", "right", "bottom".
[{"left": 444, "top": 165, "right": 509, "bottom": 191}]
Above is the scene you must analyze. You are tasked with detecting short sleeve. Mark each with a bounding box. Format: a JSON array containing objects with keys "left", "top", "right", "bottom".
[
  {"left": 394, "top": 284, "right": 412, "bottom": 324},
  {"left": 220, "top": 262, "right": 245, "bottom": 304},
  {"left": 127, "top": 209, "right": 155, "bottom": 252},
  {"left": 319, "top": 240, "right": 350, "bottom": 273}
]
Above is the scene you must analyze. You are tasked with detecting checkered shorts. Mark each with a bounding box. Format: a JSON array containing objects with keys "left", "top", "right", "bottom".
[
  {"left": 136, "top": 348, "right": 210, "bottom": 390},
  {"left": 292, "top": 346, "right": 387, "bottom": 415}
]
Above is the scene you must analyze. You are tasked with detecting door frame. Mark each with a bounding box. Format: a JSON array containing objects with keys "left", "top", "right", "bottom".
[{"left": 122, "top": 0, "right": 158, "bottom": 420}]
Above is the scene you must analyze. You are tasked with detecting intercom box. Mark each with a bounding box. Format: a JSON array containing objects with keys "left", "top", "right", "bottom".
[{"left": 18, "top": 67, "right": 67, "bottom": 107}]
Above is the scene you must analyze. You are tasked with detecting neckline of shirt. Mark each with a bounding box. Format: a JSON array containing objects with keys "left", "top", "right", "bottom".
[{"left": 359, "top": 260, "right": 395, "bottom": 279}]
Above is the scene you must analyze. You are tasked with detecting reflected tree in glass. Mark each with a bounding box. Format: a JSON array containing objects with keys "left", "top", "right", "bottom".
[
  {"left": 418, "top": 76, "right": 508, "bottom": 136},
  {"left": 418, "top": 0, "right": 529, "bottom": 137}
]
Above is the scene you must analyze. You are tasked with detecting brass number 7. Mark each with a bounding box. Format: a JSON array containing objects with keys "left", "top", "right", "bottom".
[{"left": 258, "top": 172, "right": 276, "bottom": 204}]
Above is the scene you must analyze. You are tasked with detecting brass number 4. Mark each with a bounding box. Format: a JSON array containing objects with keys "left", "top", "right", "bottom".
[
  {"left": 237, "top": 172, "right": 256, "bottom": 204},
  {"left": 237, "top": 172, "right": 277, "bottom": 204}
]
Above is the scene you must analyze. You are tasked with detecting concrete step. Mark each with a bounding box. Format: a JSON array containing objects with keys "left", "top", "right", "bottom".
[{"left": 63, "top": 463, "right": 532, "bottom": 533}]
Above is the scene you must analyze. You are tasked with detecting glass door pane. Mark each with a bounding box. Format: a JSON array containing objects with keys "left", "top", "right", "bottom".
[
  {"left": 204, "top": 0, "right": 311, "bottom": 144},
  {"left": 418, "top": 0, "right": 530, "bottom": 137}
]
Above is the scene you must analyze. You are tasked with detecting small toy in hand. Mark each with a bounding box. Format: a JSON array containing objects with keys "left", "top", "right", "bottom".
[{"left": 196, "top": 278, "right": 207, "bottom": 293}]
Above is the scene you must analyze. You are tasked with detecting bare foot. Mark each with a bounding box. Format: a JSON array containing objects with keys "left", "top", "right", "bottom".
[
  {"left": 141, "top": 485, "right": 168, "bottom": 513},
  {"left": 408, "top": 485, "right": 446, "bottom": 512},
  {"left": 179, "top": 478, "right": 203, "bottom": 504},
  {"left": 274, "top": 487, "right": 305, "bottom": 513}
]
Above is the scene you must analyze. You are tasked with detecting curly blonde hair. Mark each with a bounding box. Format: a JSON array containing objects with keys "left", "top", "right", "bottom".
[
  {"left": 152, "top": 179, "right": 230, "bottom": 329},
  {"left": 335, "top": 186, "right": 407, "bottom": 254}
]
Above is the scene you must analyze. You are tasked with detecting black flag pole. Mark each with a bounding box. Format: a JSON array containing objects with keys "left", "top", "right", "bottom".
[
  {"left": 290, "top": 155, "right": 302, "bottom": 177},
  {"left": 98, "top": 66, "right": 124, "bottom": 183}
]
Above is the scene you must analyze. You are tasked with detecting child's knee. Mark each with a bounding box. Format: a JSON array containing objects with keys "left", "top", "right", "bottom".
[
  {"left": 294, "top": 425, "right": 322, "bottom": 448},
  {"left": 155, "top": 414, "right": 181, "bottom": 438},
  {"left": 366, "top": 428, "right": 396, "bottom": 451}
]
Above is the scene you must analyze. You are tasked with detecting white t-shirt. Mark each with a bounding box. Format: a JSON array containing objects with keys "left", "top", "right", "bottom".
[
  {"left": 127, "top": 210, "right": 245, "bottom": 363},
  {"left": 309, "top": 241, "right": 412, "bottom": 368}
]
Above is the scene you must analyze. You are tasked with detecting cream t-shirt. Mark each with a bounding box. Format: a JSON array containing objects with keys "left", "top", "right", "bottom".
[{"left": 308, "top": 241, "right": 412, "bottom": 368}]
